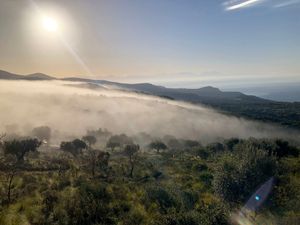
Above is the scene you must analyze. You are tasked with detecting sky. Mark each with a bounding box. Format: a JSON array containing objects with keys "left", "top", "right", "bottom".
[{"left": 0, "top": 0, "right": 299, "bottom": 87}]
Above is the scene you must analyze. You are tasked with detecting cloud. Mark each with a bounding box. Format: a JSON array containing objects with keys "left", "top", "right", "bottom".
[
  {"left": 224, "top": 0, "right": 264, "bottom": 11},
  {"left": 274, "top": 0, "right": 300, "bottom": 8},
  {"left": 223, "top": 0, "right": 300, "bottom": 10}
]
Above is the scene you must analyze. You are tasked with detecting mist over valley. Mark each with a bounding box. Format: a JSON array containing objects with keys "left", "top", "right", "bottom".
[{"left": 0, "top": 80, "right": 298, "bottom": 145}]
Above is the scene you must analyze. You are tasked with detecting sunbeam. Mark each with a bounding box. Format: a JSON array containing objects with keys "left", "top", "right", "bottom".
[{"left": 29, "top": 0, "right": 93, "bottom": 77}]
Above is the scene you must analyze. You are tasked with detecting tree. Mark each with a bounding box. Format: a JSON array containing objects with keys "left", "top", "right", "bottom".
[
  {"left": 207, "top": 142, "right": 224, "bottom": 153},
  {"left": 123, "top": 144, "right": 139, "bottom": 178},
  {"left": 5, "top": 167, "right": 16, "bottom": 205},
  {"left": 60, "top": 139, "right": 87, "bottom": 157},
  {"left": 82, "top": 135, "right": 97, "bottom": 148},
  {"left": 0, "top": 154, "right": 19, "bottom": 206},
  {"left": 149, "top": 141, "right": 167, "bottom": 153},
  {"left": 184, "top": 140, "right": 200, "bottom": 149},
  {"left": 32, "top": 126, "right": 51, "bottom": 143},
  {"left": 87, "top": 150, "right": 110, "bottom": 178},
  {"left": 3, "top": 138, "right": 41, "bottom": 162},
  {"left": 95, "top": 151, "right": 110, "bottom": 178},
  {"left": 106, "top": 134, "right": 133, "bottom": 151},
  {"left": 0, "top": 133, "right": 5, "bottom": 153},
  {"left": 106, "top": 140, "right": 120, "bottom": 152},
  {"left": 73, "top": 139, "right": 87, "bottom": 150},
  {"left": 1, "top": 137, "right": 41, "bottom": 206},
  {"left": 224, "top": 138, "right": 240, "bottom": 151},
  {"left": 106, "top": 135, "right": 121, "bottom": 151},
  {"left": 274, "top": 139, "right": 299, "bottom": 158},
  {"left": 87, "top": 128, "right": 112, "bottom": 142}
]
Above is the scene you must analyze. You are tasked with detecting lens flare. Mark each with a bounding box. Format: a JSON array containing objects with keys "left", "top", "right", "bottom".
[{"left": 231, "top": 177, "right": 275, "bottom": 225}]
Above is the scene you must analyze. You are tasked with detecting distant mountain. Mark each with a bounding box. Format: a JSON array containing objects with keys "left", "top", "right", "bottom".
[
  {"left": 0, "top": 70, "right": 55, "bottom": 80},
  {"left": 63, "top": 77, "right": 270, "bottom": 104},
  {"left": 1, "top": 69, "right": 299, "bottom": 129},
  {"left": 25, "top": 73, "right": 54, "bottom": 80},
  {"left": 115, "top": 83, "right": 269, "bottom": 104},
  {"left": 0, "top": 69, "right": 276, "bottom": 104},
  {"left": 0, "top": 70, "right": 24, "bottom": 80},
  {"left": 62, "top": 77, "right": 300, "bottom": 130}
]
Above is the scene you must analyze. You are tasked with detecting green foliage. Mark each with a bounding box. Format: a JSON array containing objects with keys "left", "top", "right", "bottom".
[
  {"left": 106, "top": 134, "right": 133, "bottom": 151},
  {"left": 124, "top": 144, "right": 140, "bottom": 156},
  {"left": 123, "top": 144, "right": 140, "bottom": 178},
  {"left": 203, "top": 100, "right": 300, "bottom": 129},
  {"left": 60, "top": 139, "right": 87, "bottom": 157},
  {"left": 207, "top": 142, "right": 224, "bottom": 153},
  {"left": 274, "top": 139, "right": 299, "bottom": 158},
  {"left": 82, "top": 135, "right": 97, "bottom": 148},
  {"left": 269, "top": 157, "right": 300, "bottom": 215},
  {"left": 0, "top": 135, "right": 299, "bottom": 225},
  {"left": 49, "top": 183, "right": 114, "bottom": 225},
  {"left": 3, "top": 138, "right": 41, "bottom": 162},
  {"left": 184, "top": 140, "right": 201, "bottom": 149},
  {"left": 95, "top": 151, "right": 110, "bottom": 178},
  {"left": 224, "top": 138, "right": 240, "bottom": 151},
  {"left": 152, "top": 202, "right": 229, "bottom": 225},
  {"left": 145, "top": 186, "right": 179, "bottom": 213},
  {"left": 196, "top": 148, "right": 210, "bottom": 159},
  {"left": 213, "top": 141, "right": 278, "bottom": 203},
  {"left": 149, "top": 140, "right": 167, "bottom": 153},
  {"left": 199, "top": 172, "right": 213, "bottom": 187}
]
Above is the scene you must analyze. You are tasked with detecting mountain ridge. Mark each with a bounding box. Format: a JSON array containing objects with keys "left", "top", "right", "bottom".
[
  {"left": 0, "top": 69, "right": 299, "bottom": 129},
  {"left": 0, "top": 69, "right": 268, "bottom": 103},
  {"left": 0, "top": 70, "right": 55, "bottom": 80}
]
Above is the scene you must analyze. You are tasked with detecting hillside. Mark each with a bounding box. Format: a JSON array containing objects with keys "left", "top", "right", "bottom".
[{"left": 1, "top": 69, "right": 300, "bottom": 129}]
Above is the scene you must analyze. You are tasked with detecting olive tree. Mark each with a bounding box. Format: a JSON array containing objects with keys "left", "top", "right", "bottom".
[
  {"left": 82, "top": 135, "right": 97, "bottom": 148},
  {"left": 106, "top": 134, "right": 133, "bottom": 151},
  {"left": 60, "top": 139, "right": 87, "bottom": 157},
  {"left": 149, "top": 141, "right": 167, "bottom": 153},
  {"left": 123, "top": 144, "right": 139, "bottom": 178},
  {"left": 3, "top": 138, "right": 41, "bottom": 163},
  {"left": 87, "top": 150, "right": 110, "bottom": 178}
]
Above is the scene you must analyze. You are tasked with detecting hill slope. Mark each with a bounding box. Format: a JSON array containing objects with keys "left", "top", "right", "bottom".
[{"left": 0, "top": 69, "right": 299, "bottom": 129}]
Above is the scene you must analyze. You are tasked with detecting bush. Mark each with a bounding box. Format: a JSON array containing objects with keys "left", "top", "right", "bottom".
[{"left": 213, "top": 142, "right": 277, "bottom": 203}]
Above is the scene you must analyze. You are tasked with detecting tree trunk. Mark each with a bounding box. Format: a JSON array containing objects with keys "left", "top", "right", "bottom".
[
  {"left": 7, "top": 171, "right": 15, "bottom": 205},
  {"left": 129, "top": 156, "right": 134, "bottom": 178},
  {"left": 129, "top": 162, "right": 134, "bottom": 178},
  {"left": 92, "top": 160, "right": 95, "bottom": 178}
]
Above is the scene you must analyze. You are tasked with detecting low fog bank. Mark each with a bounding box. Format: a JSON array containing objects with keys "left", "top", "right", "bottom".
[{"left": 0, "top": 80, "right": 299, "bottom": 144}]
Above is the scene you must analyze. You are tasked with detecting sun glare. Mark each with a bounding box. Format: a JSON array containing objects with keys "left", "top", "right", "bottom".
[{"left": 42, "top": 16, "right": 58, "bottom": 32}]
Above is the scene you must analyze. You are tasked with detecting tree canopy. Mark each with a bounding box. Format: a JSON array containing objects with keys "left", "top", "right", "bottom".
[
  {"left": 149, "top": 141, "right": 167, "bottom": 153},
  {"left": 60, "top": 139, "right": 87, "bottom": 157},
  {"left": 3, "top": 138, "right": 41, "bottom": 162}
]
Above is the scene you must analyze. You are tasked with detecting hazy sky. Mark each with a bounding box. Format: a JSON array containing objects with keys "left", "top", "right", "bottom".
[{"left": 0, "top": 0, "right": 299, "bottom": 85}]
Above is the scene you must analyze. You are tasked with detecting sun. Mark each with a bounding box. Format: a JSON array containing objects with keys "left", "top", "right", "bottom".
[{"left": 42, "top": 16, "right": 58, "bottom": 32}]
